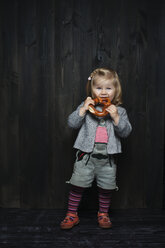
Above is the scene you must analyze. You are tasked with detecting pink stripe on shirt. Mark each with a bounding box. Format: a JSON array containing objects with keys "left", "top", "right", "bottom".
[{"left": 95, "top": 126, "right": 108, "bottom": 143}]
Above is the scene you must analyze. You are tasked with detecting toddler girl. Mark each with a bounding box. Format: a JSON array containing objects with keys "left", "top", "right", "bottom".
[{"left": 60, "top": 68, "right": 132, "bottom": 229}]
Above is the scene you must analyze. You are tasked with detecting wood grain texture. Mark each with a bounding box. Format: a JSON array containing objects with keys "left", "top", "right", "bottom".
[
  {"left": 0, "top": 208, "right": 165, "bottom": 247},
  {"left": 0, "top": 0, "right": 164, "bottom": 209}
]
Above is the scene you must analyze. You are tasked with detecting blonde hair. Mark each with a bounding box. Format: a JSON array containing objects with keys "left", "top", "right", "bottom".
[{"left": 86, "top": 68, "right": 122, "bottom": 106}]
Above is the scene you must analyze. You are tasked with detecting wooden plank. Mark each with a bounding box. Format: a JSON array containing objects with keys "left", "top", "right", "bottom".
[
  {"left": 18, "top": 0, "right": 54, "bottom": 208},
  {"left": 0, "top": 208, "right": 165, "bottom": 247},
  {"left": 0, "top": 0, "right": 20, "bottom": 207}
]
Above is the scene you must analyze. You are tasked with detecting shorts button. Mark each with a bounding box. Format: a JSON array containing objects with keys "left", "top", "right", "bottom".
[{"left": 100, "top": 119, "right": 105, "bottom": 125}]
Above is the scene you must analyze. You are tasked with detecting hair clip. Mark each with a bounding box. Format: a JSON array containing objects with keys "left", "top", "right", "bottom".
[{"left": 88, "top": 76, "right": 92, "bottom": 80}]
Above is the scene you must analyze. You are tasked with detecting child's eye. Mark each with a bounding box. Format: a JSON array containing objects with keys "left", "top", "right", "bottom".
[
  {"left": 107, "top": 88, "right": 111, "bottom": 90},
  {"left": 97, "top": 87, "right": 102, "bottom": 90}
]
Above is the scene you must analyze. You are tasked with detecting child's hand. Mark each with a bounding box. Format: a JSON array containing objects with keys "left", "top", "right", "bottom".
[
  {"left": 106, "top": 105, "right": 119, "bottom": 125},
  {"left": 83, "top": 97, "right": 95, "bottom": 110},
  {"left": 79, "top": 97, "right": 95, "bottom": 116}
]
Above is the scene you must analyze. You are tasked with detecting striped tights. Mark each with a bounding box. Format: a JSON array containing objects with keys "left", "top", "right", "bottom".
[{"left": 67, "top": 185, "right": 112, "bottom": 214}]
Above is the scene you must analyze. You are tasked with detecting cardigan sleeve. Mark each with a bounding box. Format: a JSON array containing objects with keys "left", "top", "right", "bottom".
[
  {"left": 113, "top": 107, "right": 132, "bottom": 138},
  {"left": 67, "top": 102, "right": 85, "bottom": 129}
]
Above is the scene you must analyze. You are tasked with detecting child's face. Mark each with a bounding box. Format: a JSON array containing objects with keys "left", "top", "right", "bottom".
[{"left": 92, "top": 78, "right": 116, "bottom": 102}]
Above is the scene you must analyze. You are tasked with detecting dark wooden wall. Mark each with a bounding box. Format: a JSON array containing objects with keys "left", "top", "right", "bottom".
[{"left": 0, "top": 0, "right": 164, "bottom": 209}]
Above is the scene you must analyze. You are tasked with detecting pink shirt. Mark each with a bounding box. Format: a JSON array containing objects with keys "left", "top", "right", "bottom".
[{"left": 95, "top": 126, "right": 108, "bottom": 143}]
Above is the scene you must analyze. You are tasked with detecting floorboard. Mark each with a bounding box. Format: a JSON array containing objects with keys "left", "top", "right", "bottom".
[{"left": 0, "top": 208, "right": 165, "bottom": 247}]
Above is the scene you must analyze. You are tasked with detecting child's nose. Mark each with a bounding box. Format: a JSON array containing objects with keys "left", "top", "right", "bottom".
[{"left": 101, "top": 88, "right": 106, "bottom": 94}]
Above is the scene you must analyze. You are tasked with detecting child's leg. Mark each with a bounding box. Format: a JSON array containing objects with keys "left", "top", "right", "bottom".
[
  {"left": 97, "top": 187, "right": 113, "bottom": 228},
  {"left": 60, "top": 185, "right": 84, "bottom": 229},
  {"left": 67, "top": 185, "right": 84, "bottom": 213},
  {"left": 98, "top": 187, "right": 112, "bottom": 213}
]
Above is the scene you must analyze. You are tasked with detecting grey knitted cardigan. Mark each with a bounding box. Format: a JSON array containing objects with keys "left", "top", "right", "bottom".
[{"left": 68, "top": 102, "right": 132, "bottom": 154}]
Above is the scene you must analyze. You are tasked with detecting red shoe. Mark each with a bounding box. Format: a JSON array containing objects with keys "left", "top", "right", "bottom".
[
  {"left": 60, "top": 212, "right": 79, "bottom": 229},
  {"left": 98, "top": 212, "right": 112, "bottom": 228}
]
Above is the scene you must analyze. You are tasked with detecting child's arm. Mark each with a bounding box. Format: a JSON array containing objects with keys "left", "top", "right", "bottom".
[
  {"left": 113, "top": 107, "right": 132, "bottom": 138},
  {"left": 106, "top": 105, "right": 132, "bottom": 138},
  {"left": 68, "top": 102, "right": 85, "bottom": 129},
  {"left": 68, "top": 97, "right": 94, "bottom": 129}
]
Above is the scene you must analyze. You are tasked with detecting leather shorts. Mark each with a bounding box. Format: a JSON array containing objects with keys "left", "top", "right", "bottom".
[{"left": 67, "top": 143, "right": 118, "bottom": 190}]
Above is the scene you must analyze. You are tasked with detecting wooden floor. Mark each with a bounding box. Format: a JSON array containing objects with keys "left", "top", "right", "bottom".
[{"left": 0, "top": 208, "right": 165, "bottom": 247}]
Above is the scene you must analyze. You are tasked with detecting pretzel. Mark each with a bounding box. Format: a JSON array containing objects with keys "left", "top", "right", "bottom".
[{"left": 88, "top": 97, "right": 111, "bottom": 117}]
